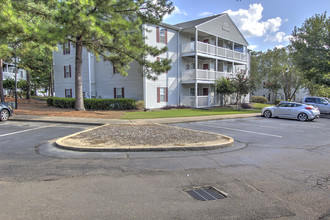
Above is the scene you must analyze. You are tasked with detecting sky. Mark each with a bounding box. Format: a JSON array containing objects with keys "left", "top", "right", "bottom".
[{"left": 163, "top": 0, "right": 330, "bottom": 52}]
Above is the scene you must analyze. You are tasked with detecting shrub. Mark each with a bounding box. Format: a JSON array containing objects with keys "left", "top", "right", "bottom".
[
  {"left": 161, "top": 105, "right": 190, "bottom": 110},
  {"left": 135, "top": 100, "right": 145, "bottom": 111},
  {"left": 251, "top": 96, "right": 268, "bottom": 103},
  {"left": 274, "top": 99, "right": 283, "bottom": 105},
  {"left": 241, "top": 103, "right": 252, "bottom": 109},
  {"left": 47, "top": 97, "right": 137, "bottom": 110}
]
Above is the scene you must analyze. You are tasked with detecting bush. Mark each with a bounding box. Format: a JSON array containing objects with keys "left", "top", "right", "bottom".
[
  {"left": 47, "top": 97, "right": 137, "bottom": 110},
  {"left": 251, "top": 96, "right": 268, "bottom": 103},
  {"left": 161, "top": 105, "right": 190, "bottom": 110},
  {"left": 241, "top": 103, "right": 252, "bottom": 109},
  {"left": 135, "top": 100, "right": 145, "bottom": 111},
  {"left": 274, "top": 99, "right": 283, "bottom": 105}
]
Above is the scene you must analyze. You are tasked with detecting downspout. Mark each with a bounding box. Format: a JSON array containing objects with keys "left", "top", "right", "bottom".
[
  {"left": 142, "top": 24, "right": 147, "bottom": 108},
  {"left": 177, "top": 27, "right": 182, "bottom": 106},
  {"left": 88, "top": 52, "right": 91, "bottom": 98}
]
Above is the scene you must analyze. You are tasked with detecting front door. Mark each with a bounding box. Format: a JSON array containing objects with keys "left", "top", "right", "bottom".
[
  {"left": 202, "top": 88, "right": 209, "bottom": 96},
  {"left": 203, "top": 64, "right": 209, "bottom": 70}
]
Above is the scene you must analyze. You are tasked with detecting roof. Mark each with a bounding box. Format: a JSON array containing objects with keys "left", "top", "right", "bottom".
[{"left": 174, "top": 14, "right": 223, "bottom": 29}]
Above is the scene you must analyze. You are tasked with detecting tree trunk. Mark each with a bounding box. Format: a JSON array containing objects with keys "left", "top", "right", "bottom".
[
  {"left": 74, "top": 38, "right": 85, "bottom": 111},
  {"left": 26, "top": 71, "right": 31, "bottom": 99},
  {"left": 0, "top": 58, "right": 4, "bottom": 102}
]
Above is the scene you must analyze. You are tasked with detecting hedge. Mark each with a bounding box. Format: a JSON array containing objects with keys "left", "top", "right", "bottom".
[
  {"left": 47, "top": 97, "right": 137, "bottom": 110},
  {"left": 251, "top": 96, "right": 268, "bottom": 103}
]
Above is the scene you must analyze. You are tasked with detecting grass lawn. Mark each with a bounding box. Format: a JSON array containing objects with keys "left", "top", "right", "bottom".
[
  {"left": 121, "top": 108, "right": 260, "bottom": 119},
  {"left": 251, "top": 103, "right": 273, "bottom": 110}
]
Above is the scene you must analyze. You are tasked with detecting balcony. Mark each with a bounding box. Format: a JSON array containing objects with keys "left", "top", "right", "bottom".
[
  {"left": 182, "top": 41, "right": 247, "bottom": 63},
  {"left": 181, "top": 95, "right": 215, "bottom": 108},
  {"left": 182, "top": 69, "right": 229, "bottom": 82}
]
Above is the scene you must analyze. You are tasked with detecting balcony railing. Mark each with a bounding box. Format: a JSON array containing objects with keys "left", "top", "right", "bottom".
[
  {"left": 182, "top": 41, "right": 247, "bottom": 62},
  {"left": 182, "top": 95, "right": 215, "bottom": 108},
  {"left": 182, "top": 69, "right": 228, "bottom": 82}
]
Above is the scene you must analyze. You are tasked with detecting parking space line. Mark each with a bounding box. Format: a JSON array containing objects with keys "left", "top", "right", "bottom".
[
  {"left": 195, "top": 123, "right": 283, "bottom": 138},
  {"left": 232, "top": 122, "right": 305, "bottom": 133},
  {"left": 0, "top": 124, "right": 59, "bottom": 138}
]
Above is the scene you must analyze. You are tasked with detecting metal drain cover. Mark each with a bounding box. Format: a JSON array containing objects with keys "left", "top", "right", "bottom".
[{"left": 185, "top": 187, "right": 227, "bottom": 201}]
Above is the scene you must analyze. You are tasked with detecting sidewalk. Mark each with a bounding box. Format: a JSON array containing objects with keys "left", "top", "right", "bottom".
[{"left": 11, "top": 113, "right": 260, "bottom": 125}]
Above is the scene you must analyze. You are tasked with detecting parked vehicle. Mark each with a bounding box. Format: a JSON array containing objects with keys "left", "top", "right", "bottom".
[
  {"left": 262, "top": 101, "right": 320, "bottom": 121},
  {"left": 0, "top": 102, "right": 14, "bottom": 121},
  {"left": 302, "top": 97, "right": 330, "bottom": 114}
]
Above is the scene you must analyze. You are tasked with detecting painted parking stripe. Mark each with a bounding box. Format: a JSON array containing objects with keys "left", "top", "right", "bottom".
[
  {"left": 195, "top": 123, "right": 283, "bottom": 138},
  {"left": 230, "top": 122, "right": 305, "bottom": 133},
  {"left": 0, "top": 124, "right": 58, "bottom": 138}
]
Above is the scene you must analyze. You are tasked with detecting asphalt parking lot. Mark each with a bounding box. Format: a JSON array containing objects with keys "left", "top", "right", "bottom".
[{"left": 1, "top": 116, "right": 330, "bottom": 219}]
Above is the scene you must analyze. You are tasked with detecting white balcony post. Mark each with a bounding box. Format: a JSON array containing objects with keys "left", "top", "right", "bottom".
[
  {"left": 195, "top": 28, "right": 198, "bottom": 108},
  {"left": 216, "top": 36, "right": 218, "bottom": 56}
]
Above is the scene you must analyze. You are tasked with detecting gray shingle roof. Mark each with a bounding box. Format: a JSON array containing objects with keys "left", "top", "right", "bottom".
[{"left": 174, "top": 14, "right": 223, "bottom": 29}]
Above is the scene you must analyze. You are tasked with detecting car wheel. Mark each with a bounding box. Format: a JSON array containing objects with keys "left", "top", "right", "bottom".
[
  {"left": 263, "top": 110, "right": 272, "bottom": 118},
  {"left": 298, "top": 113, "right": 308, "bottom": 121},
  {"left": 0, "top": 109, "right": 9, "bottom": 121}
]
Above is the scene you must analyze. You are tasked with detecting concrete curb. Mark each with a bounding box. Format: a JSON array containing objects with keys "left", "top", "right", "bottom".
[{"left": 55, "top": 124, "right": 234, "bottom": 152}]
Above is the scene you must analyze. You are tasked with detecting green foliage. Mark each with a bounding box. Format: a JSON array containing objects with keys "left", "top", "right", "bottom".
[
  {"left": 231, "top": 70, "right": 252, "bottom": 107},
  {"left": 215, "top": 77, "right": 235, "bottom": 106},
  {"left": 3, "top": 78, "right": 15, "bottom": 91},
  {"left": 47, "top": 97, "right": 138, "bottom": 110},
  {"left": 251, "top": 96, "right": 268, "bottom": 103},
  {"left": 291, "top": 12, "right": 330, "bottom": 86},
  {"left": 274, "top": 99, "right": 283, "bottom": 105},
  {"left": 17, "top": 79, "right": 28, "bottom": 91}
]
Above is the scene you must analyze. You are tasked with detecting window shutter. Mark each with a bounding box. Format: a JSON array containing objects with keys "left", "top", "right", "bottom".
[
  {"left": 65, "top": 89, "right": 67, "bottom": 97},
  {"left": 70, "top": 89, "right": 72, "bottom": 98},
  {"left": 157, "top": 87, "right": 160, "bottom": 103},
  {"left": 165, "top": 87, "right": 168, "bottom": 102},
  {"left": 156, "top": 27, "right": 160, "bottom": 43},
  {"left": 157, "top": 57, "right": 160, "bottom": 62},
  {"left": 63, "top": 44, "right": 65, "bottom": 55},
  {"left": 69, "top": 65, "right": 71, "bottom": 78},
  {"left": 64, "top": 66, "right": 66, "bottom": 78},
  {"left": 113, "top": 65, "right": 116, "bottom": 74},
  {"left": 114, "top": 88, "right": 116, "bottom": 99},
  {"left": 122, "top": 87, "right": 125, "bottom": 98},
  {"left": 165, "top": 29, "right": 168, "bottom": 44},
  {"left": 68, "top": 41, "right": 70, "bottom": 54}
]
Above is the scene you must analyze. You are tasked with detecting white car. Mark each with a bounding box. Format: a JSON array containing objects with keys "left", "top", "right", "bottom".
[{"left": 262, "top": 102, "right": 320, "bottom": 121}]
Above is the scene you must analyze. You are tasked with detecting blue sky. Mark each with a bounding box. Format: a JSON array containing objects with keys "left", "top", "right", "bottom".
[{"left": 163, "top": 0, "right": 330, "bottom": 52}]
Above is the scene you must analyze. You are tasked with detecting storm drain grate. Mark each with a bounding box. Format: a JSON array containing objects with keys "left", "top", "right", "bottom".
[{"left": 185, "top": 187, "right": 227, "bottom": 201}]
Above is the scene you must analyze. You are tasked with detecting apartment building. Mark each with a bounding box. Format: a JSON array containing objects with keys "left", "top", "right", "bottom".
[
  {"left": 53, "top": 13, "right": 250, "bottom": 108},
  {"left": 1, "top": 62, "right": 27, "bottom": 96}
]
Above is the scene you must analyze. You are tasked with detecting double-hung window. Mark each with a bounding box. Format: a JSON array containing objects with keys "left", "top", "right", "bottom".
[
  {"left": 156, "top": 27, "right": 167, "bottom": 44},
  {"left": 65, "top": 89, "right": 72, "bottom": 98},
  {"left": 63, "top": 41, "right": 70, "bottom": 55},
  {"left": 64, "top": 65, "right": 71, "bottom": 78},
  {"left": 114, "top": 88, "right": 125, "bottom": 99},
  {"left": 157, "top": 87, "right": 168, "bottom": 103}
]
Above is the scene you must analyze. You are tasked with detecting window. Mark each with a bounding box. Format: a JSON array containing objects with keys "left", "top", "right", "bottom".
[
  {"left": 305, "top": 97, "right": 315, "bottom": 103},
  {"left": 157, "top": 87, "right": 168, "bottom": 103},
  {"left": 157, "top": 57, "right": 168, "bottom": 73},
  {"left": 20, "top": 71, "right": 23, "bottom": 78},
  {"left": 156, "top": 27, "right": 167, "bottom": 44},
  {"left": 63, "top": 41, "right": 70, "bottom": 55},
  {"left": 114, "top": 87, "right": 125, "bottom": 99},
  {"left": 113, "top": 65, "right": 119, "bottom": 74},
  {"left": 65, "top": 89, "right": 72, "bottom": 98},
  {"left": 64, "top": 65, "right": 71, "bottom": 78},
  {"left": 189, "top": 88, "right": 195, "bottom": 96}
]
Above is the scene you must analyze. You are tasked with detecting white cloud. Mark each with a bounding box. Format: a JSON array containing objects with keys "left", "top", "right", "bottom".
[
  {"left": 225, "top": 3, "right": 282, "bottom": 38},
  {"left": 275, "top": 45, "right": 285, "bottom": 49},
  {"left": 163, "top": 6, "right": 187, "bottom": 21},
  {"left": 265, "top": 32, "right": 291, "bottom": 43},
  {"left": 199, "top": 12, "right": 214, "bottom": 17},
  {"left": 247, "top": 45, "right": 258, "bottom": 50}
]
